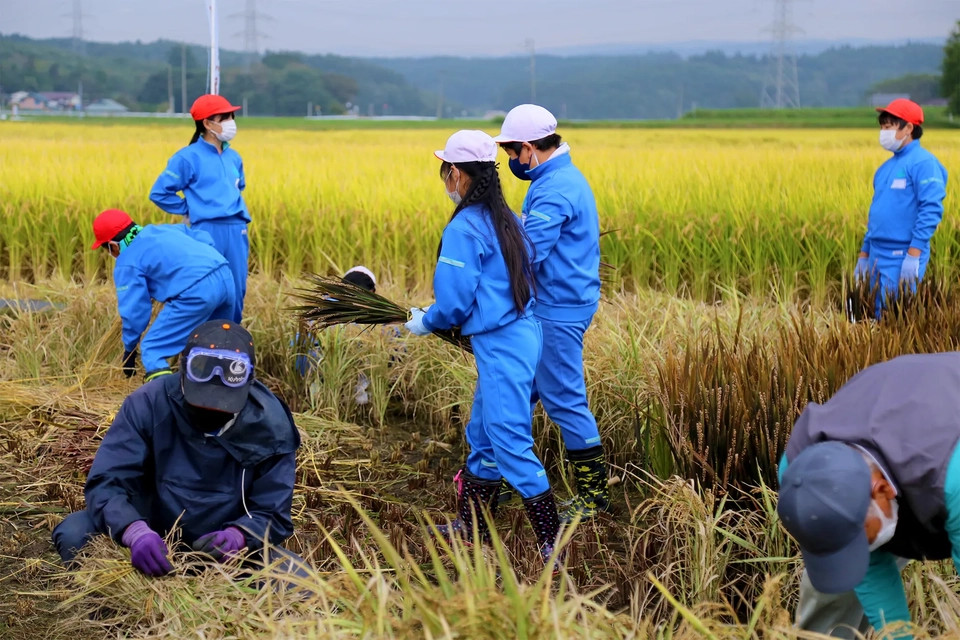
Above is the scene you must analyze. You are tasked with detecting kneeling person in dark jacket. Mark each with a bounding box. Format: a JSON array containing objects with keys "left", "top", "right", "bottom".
[{"left": 52, "top": 320, "right": 307, "bottom": 579}]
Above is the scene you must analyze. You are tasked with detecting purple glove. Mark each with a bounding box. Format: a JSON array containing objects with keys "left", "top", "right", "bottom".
[
  {"left": 122, "top": 521, "right": 173, "bottom": 577},
  {"left": 191, "top": 527, "right": 246, "bottom": 561}
]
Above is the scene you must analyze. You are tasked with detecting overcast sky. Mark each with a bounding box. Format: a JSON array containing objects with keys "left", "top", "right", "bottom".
[{"left": 2, "top": 0, "right": 957, "bottom": 57}]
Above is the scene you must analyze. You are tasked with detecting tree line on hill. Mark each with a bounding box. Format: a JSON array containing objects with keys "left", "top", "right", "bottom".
[{"left": 0, "top": 26, "right": 958, "bottom": 119}]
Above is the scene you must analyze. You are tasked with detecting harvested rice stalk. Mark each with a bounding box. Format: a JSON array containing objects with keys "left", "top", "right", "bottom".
[{"left": 292, "top": 275, "right": 473, "bottom": 355}]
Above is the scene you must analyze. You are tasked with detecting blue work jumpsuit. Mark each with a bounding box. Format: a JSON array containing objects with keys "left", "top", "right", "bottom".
[
  {"left": 422, "top": 203, "right": 550, "bottom": 499},
  {"left": 861, "top": 141, "right": 948, "bottom": 313},
  {"left": 150, "top": 137, "right": 250, "bottom": 323}
]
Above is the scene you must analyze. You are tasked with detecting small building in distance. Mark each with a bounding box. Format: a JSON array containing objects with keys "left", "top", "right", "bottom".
[
  {"left": 870, "top": 93, "right": 911, "bottom": 108},
  {"left": 85, "top": 99, "right": 130, "bottom": 114}
]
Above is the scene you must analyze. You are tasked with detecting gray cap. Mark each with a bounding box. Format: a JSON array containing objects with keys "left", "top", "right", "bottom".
[{"left": 778, "top": 441, "right": 873, "bottom": 594}]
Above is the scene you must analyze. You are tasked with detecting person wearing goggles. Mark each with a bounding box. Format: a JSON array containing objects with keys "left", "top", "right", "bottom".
[{"left": 51, "top": 320, "right": 309, "bottom": 582}]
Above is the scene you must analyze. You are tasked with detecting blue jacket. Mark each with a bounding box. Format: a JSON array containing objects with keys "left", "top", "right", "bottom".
[
  {"left": 84, "top": 375, "right": 300, "bottom": 549},
  {"left": 423, "top": 203, "right": 533, "bottom": 336},
  {"left": 150, "top": 138, "right": 250, "bottom": 224},
  {"left": 114, "top": 224, "right": 228, "bottom": 351},
  {"left": 521, "top": 152, "right": 601, "bottom": 322},
  {"left": 861, "top": 141, "right": 948, "bottom": 254}
]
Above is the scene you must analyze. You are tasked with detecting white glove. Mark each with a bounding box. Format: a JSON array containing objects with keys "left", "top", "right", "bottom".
[{"left": 404, "top": 306, "right": 432, "bottom": 336}]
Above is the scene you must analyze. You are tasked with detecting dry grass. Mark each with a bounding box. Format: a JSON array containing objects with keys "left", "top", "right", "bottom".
[{"left": 3, "top": 276, "right": 960, "bottom": 637}]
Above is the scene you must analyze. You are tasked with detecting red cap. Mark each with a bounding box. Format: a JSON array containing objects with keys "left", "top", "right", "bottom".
[
  {"left": 876, "top": 98, "right": 924, "bottom": 126},
  {"left": 91, "top": 209, "right": 134, "bottom": 249},
  {"left": 190, "top": 94, "right": 242, "bottom": 122}
]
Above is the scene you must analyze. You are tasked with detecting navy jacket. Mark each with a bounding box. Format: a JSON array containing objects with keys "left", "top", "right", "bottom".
[{"left": 84, "top": 375, "right": 300, "bottom": 549}]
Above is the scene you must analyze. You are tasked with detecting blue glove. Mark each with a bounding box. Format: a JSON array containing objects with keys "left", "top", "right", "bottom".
[
  {"left": 854, "top": 257, "right": 870, "bottom": 283},
  {"left": 404, "top": 306, "right": 432, "bottom": 336},
  {"left": 900, "top": 254, "right": 920, "bottom": 283}
]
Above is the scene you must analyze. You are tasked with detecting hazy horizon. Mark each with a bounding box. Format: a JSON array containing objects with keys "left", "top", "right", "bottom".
[{"left": 2, "top": 0, "right": 956, "bottom": 58}]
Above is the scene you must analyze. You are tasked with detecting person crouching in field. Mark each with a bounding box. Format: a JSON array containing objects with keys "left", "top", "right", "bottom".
[
  {"left": 778, "top": 352, "right": 960, "bottom": 639},
  {"left": 403, "top": 130, "right": 563, "bottom": 563},
  {"left": 92, "top": 209, "right": 236, "bottom": 381},
  {"left": 854, "top": 99, "right": 948, "bottom": 316},
  {"left": 150, "top": 94, "right": 250, "bottom": 324},
  {"left": 52, "top": 321, "right": 310, "bottom": 580},
  {"left": 293, "top": 266, "right": 400, "bottom": 405}
]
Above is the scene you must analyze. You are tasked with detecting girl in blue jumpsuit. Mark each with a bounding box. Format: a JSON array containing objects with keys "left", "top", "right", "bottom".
[
  {"left": 403, "top": 130, "right": 563, "bottom": 563},
  {"left": 855, "top": 99, "right": 948, "bottom": 317},
  {"left": 150, "top": 94, "right": 249, "bottom": 324}
]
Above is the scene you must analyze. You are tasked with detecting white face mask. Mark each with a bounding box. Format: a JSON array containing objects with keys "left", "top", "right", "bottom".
[
  {"left": 868, "top": 498, "right": 899, "bottom": 551},
  {"left": 214, "top": 119, "right": 237, "bottom": 143},
  {"left": 445, "top": 169, "right": 462, "bottom": 205},
  {"left": 879, "top": 129, "right": 903, "bottom": 153}
]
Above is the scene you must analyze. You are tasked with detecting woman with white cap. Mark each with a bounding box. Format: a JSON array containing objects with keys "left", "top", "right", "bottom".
[{"left": 403, "top": 130, "right": 563, "bottom": 563}]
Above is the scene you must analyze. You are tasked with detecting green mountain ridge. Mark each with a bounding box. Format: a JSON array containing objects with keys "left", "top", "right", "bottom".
[{"left": 0, "top": 35, "right": 946, "bottom": 119}]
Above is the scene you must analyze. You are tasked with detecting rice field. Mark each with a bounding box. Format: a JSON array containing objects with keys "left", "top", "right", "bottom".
[
  {"left": 2, "top": 123, "right": 958, "bottom": 304},
  {"left": 2, "top": 121, "right": 960, "bottom": 639}
]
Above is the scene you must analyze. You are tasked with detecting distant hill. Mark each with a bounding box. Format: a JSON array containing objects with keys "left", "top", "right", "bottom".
[
  {"left": 0, "top": 34, "right": 438, "bottom": 116},
  {"left": 0, "top": 35, "right": 945, "bottom": 119},
  {"left": 373, "top": 43, "right": 945, "bottom": 119}
]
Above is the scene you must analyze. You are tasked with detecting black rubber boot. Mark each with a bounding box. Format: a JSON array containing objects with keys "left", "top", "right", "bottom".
[
  {"left": 522, "top": 488, "right": 564, "bottom": 564},
  {"left": 561, "top": 445, "right": 611, "bottom": 523},
  {"left": 497, "top": 478, "right": 517, "bottom": 505},
  {"left": 433, "top": 468, "right": 500, "bottom": 545}
]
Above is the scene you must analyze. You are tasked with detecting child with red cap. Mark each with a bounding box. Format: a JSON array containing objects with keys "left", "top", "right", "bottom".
[
  {"left": 149, "top": 94, "right": 250, "bottom": 324},
  {"left": 855, "top": 98, "right": 949, "bottom": 315},
  {"left": 91, "top": 209, "right": 236, "bottom": 381}
]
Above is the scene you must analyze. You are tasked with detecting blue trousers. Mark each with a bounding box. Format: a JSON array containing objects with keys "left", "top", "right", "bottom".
[
  {"left": 466, "top": 316, "right": 550, "bottom": 499},
  {"left": 52, "top": 510, "right": 311, "bottom": 579},
  {"left": 865, "top": 244, "right": 929, "bottom": 316},
  {"left": 141, "top": 266, "right": 236, "bottom": 372},
  {"left": 192, "top": 220, "right": 249, "bottom": 323},
  {"left": 531, "top": 316, "right": 602, "bottom": 451}
]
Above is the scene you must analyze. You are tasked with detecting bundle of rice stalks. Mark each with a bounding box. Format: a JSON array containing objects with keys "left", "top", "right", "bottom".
[{"left": 292, "top": 275, "right": 473, "bottom": 355}]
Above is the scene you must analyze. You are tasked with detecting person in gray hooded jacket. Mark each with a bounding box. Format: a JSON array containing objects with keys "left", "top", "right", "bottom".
[{"left": 778, "top": 352, "right": 960, "bottom": 639}]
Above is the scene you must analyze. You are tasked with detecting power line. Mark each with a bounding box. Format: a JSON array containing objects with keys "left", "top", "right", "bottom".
[{"left": 759, "top": 0, "right": 804, "bottom": 109}]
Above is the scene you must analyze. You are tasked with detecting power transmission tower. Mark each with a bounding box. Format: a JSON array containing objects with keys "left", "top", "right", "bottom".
[
  {"left": 525, "top": 39, "right": 536, "bottom": 103},
  {"left": 71, "top": 0, "right": 86, "bottom": 56},
  {"left": 232, "top": 0, "right": 270, "bottom": 70},
  {"left": 760, "top": 0, "right": 803, "bottom": 109}
]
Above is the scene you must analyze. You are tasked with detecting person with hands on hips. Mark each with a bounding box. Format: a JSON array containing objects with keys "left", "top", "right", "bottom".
[
  {"left": 150, "top": 94, "right": 250, "bottom": 324},
  {"left": 856, "top": 99, "right": 948, "bottom": 315},
  {"left": 91, "top": 209, "right": 236, "bottom": 382},
  {"left": 404, "top": 130, "right": 564, "bottom": 564},
  {"left": 51, "top": 321, "right": 310, "bottom": 580}
]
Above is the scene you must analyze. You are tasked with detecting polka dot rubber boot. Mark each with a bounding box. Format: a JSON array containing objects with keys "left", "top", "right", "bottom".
[
  {"left": 522, "top": 489, "right": 566, "bottom": 565},
  {"left": 433, "top": 468, "right": 501, "bottom": 545}
]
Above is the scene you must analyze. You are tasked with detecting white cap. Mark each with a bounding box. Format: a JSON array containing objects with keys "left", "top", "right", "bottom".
[
  {"left": 434, "top": 130, "right": 498, "bottom": 163},
  {"left": 493, "top": 104, "right": 557, "bottom": 143},
  {"left": 344, "top": 265, "right": 376, "bottom": 288}
]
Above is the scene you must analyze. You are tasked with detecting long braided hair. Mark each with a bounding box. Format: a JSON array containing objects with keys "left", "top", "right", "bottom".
[{"left": 440, "top": 161, "right": 536, "bottom": 314}]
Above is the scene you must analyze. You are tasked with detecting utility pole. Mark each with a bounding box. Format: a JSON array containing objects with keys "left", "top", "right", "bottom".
[
  {"left": 436, "top": 69, "right": 444, "bottom": 119},
  {"left": 167, "top": 64, "right": 174, "bottom": 113},
  {"left": 181, "top": 43, "right": 188, "bottom": 114},
  {"left": 525, "top": 39, "right": 536, "bottom": 103},
  {"left": 760, "top": 0, "right": 802, "bottom": 109}
]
